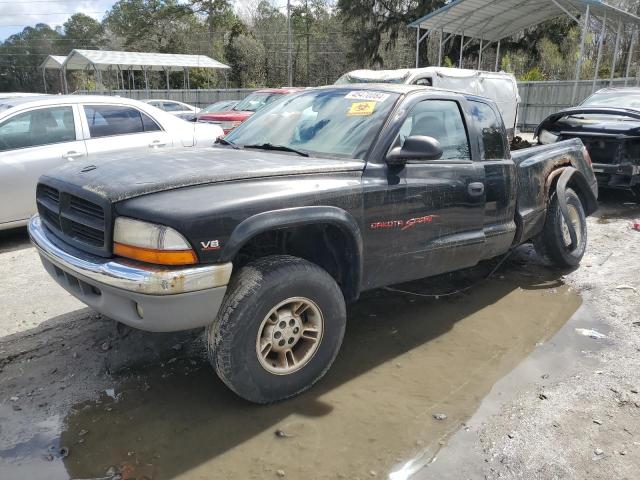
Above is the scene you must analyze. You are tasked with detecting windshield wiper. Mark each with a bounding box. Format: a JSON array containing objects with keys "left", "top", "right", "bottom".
[
  {"left": 243, "top": 143, "right": 309, "bottom": 157},
  {"left": 215, "top": 137, "right": 241, "bottom": 149}
]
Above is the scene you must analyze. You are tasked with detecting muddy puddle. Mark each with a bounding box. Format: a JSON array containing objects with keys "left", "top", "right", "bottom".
[{"left": 1, "top": 262, "right": 582, "bottom": 480}]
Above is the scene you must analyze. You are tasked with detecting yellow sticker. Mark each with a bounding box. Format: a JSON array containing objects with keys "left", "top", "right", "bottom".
[{"left": 348, "top": 101, "right": 376, "bottom": 116}]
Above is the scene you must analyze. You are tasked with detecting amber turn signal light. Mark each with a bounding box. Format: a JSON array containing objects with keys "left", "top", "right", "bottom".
[{"left": 113, "top": 242, "right": 198, "bottom": 266}]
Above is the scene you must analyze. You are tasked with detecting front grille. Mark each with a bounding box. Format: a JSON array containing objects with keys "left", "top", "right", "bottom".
[
  {"left": 36, "top": 184, "right": 109, "bottom": 255},
  {"left": 567, "top": 135, "right": 622, "bottom": 165},
  {"left": 69, "top": 196, "right": 104, "bottom": 222}
]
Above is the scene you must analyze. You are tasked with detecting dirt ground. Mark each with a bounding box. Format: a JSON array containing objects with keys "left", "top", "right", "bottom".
[{"left": 0, "top": 191, "right": 638, "bottom": 480}]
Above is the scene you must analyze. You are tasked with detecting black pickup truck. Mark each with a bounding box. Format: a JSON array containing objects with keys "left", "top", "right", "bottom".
[{"left": 29, "top": 85, "right": 598, "bottom": 403}]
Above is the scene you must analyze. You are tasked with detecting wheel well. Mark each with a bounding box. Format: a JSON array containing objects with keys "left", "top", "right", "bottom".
[
  {"left": 233, "top": 224, "right": 360, "bottom": 302},
  {"left": 546, "top": 167, "right": 598, "bottom": 215}
]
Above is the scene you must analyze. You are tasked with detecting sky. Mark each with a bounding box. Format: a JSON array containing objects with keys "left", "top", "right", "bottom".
[
  {"left": 0, "top": 0, "right": 290, "bottom": 42},
  {"left": 0, "top": 0, "right": 115, "bottom": 41}
]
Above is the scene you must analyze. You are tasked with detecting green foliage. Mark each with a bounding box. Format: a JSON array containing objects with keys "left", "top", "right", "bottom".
[
  {"left": 2, "top": 0, "right": 639, "bottom": 92},
  {"left": 518, "top": 67, "right": 545, "bottom": 81},
  {"left": 225, "top": 34, "right": 266, "bottom": 87}
]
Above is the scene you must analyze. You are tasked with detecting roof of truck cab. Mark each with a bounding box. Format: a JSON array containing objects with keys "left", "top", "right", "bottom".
[{"left": 313, "top": 83, "right": 468, "bottom": 96}]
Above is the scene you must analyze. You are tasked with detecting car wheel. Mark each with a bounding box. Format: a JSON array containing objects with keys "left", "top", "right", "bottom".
[
  {"left": 207, "top": 255, "right": 346, "bottom": 404},
  {"left": 534, "top": 187, "right": 587, "bottom": 268}
]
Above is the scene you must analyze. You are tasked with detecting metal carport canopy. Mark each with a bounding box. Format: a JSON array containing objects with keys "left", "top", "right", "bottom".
[
  {"left": 409, "top": 0, "right": 640, "bottom": 42},
  {"left": 40, "top": 55, "right": 67, "bottom": 70},
  {"left": 62, "top": 49, "right": 230, "bottom": 71}
]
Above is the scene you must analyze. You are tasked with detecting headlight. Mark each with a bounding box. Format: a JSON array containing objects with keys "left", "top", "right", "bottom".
[
  {"left": 538, "top": 129, "right": 559, "bottom": 145},
  {"left": 221, "top": 120, "right": 242, "bottom": 130},
  {"left": 113, "top": 217, "right": 197, "bottom": 265}
]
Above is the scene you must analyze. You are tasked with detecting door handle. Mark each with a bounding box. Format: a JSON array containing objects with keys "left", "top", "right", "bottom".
[
  {"left": 63, "top": 151, "right": 84, "bottom": 160},
  {"left": 468, "top": 182, "right": 485, "bottom": 196},
  {"left": 149, "top": 140, "right": 167, "bottom": 148}
]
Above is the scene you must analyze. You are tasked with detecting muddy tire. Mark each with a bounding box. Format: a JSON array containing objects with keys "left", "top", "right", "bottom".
[
  {"left": 207, "top": 255, "right": 346, "bottom": 404},
  {"left": 534, "top": 188, "right": 587, "bottom": 268}
]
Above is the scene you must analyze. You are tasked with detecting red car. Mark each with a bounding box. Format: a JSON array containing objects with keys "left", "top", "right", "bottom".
[{"left": 198, "top": 88, "right": 304, "bottom": 134}]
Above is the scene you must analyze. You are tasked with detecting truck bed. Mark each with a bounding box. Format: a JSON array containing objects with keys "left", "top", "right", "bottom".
[{"left": 511, "top": 138, "right": 598, "bottom": 242}]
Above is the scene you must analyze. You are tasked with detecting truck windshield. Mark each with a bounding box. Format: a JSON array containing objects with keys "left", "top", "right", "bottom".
[
  {"left": 581, "top": 91, "right": 640, "bottom": 109},
  {"left": 225, "top": 89, "right": 399, "bottom": 159}
]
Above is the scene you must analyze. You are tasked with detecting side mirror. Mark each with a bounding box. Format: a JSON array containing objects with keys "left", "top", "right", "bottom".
[{"left": 386, "top": 135, "right": 443, "bottom": 165}]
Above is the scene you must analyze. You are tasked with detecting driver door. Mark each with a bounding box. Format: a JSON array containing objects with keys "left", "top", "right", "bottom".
[{"left": 363, "top": 97, "right": 486, "bottom": 288}]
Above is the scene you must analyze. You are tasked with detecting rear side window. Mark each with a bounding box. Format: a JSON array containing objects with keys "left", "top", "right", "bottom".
[
  {"left": 0, "top": 106, "right": 75, "bottom": 151},
  {"left": 83, "top": 105, "right": 160, "bottom": 138},
  {"left": 162, "top": 102, "right": 185, "bottom": 112},
  {"left": 469, "top": 101, "right": 506, "bottom": 160},
  {"left": 394, "top": 100, "right": 470, "bottom": 160}
]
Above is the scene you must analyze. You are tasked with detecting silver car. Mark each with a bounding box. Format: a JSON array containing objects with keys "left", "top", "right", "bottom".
[
  {"left": 0, "top": 95, "right": 223, "bottom": 230},
  {"left": 142, "top": 99, "right": 200, "bottom": 117}
]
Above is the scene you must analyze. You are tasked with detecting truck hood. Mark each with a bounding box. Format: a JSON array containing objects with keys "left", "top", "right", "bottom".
[
  {"left": 536, "top": 107, "right": 640, "bottom": 136},
  {"left": 41, "top": 147, "right": 365, "bottom": 203},
  {"left": 198, "top": 110, "right": 254, "bottom": 121}
]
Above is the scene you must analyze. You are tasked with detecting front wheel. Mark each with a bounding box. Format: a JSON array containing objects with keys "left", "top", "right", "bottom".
[
  {"left": 534, "top": 187, "right": 587, "bottom": 268},
  {"left": 207, "top": 255, "right": 346, "bottom": 404}
]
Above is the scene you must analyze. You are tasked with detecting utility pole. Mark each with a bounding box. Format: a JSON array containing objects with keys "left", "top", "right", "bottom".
[{"left": 287, "top": 0, "right": 293, "bottom": 86}]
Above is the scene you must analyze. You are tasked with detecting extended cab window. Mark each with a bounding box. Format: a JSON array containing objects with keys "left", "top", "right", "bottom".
[
  {"left": 469, "top": 101, "right": 506, "bottom": 160},
  {"left": 83, "top": 105, "right": 160, "bottom": 138},
  {"left": 394, "top": 100, "right": 470, "bottom": 160},
  {"left": 0, "top": 106, "right": 75, "bottom": 151}
]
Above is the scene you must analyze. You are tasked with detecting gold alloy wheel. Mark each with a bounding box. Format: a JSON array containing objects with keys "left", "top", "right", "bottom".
[
  {"left": 256, "top": 297, "right": 324, "bottom": 375},
  {"left": 561, "top": 203, "right": 582, "bottom": 250}
]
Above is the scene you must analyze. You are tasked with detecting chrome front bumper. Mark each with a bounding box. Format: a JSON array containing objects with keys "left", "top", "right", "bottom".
[{"left": 29, "top": 216, "right": 232, "bottom": 332}]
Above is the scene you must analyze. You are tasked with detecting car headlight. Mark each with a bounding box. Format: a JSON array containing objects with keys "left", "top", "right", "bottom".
[
  {"left": 113, "top": 217, "right": 197, "bottom": 265},
  {"left": 538, "top": 129, "right": 559, "bottom": 145}
]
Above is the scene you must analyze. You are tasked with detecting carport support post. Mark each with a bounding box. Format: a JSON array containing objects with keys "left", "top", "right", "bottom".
[
  {"left": 62, "top": 66, "right": 69, "bottom": 94},
  {"left": 459, "top": 31, "right": 464, "bottom": 68},
  {"left": 478, "top": 38, "right": 483, "bottom": 69},
  {"left": 42, "top": 68, "right": 47, "bottom": 93},
  {"left": 571, "top": 5, "right": 589, "bottom": 105},
  {"left": 495, "top": 40, "right": 501, "bottom": 71},
  {"left": 143, "top": 67, "right": 149, "bottom": 95},
  {"left": 438, "top": 28, "right": 443, "bottom": 66},
  {"left": 593, "top": 11, "right": 607, "bottom": 93},
  {"left": 415, "top": 27, "right": 420, "bottom": 68},
  {"left": 625, "top": 28, "right": 637, "bottom": 86},
  {"left": 164, "top": 68, "right": 170, "bottom": 93},
  {"left": 610, "top": 20, "right": 623, "bottom": 85}
]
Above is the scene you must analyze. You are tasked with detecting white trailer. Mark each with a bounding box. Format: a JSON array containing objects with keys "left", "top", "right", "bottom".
[{"left": 335, "top": 67, "right": 521, "bottom": 140}]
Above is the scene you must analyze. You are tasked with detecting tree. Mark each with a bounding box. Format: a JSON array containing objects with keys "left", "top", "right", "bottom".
[
  {"left": 59, "top": 13, "right": 106, "bottom": 51},
  {"left": 104, "top": 0, "right": 195, "bottom": 52},
  {"left": 0, "top": 24, "right": 63, "bottom": 92},
  {"left": 225, "top": 33, "right": 266, "bottom": 87},
  {"left": 337, "top": 0, "right": 446, "bottom": 67}
]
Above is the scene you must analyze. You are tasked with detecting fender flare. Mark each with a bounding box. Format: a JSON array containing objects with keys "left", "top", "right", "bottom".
[
  {"left": 552, "top": 167, "right": 597, "bottom": 249},
  {"left": 221, "top": 206, "right": 364, "bottom": 297}
]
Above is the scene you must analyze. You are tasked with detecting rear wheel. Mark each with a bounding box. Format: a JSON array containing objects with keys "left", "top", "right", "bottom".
[
  {"left": 207, "top": 255, "right": 346, "bottom": 404},
  {"left": 534, "top": 188, "right": 587, "bottom": 268}
]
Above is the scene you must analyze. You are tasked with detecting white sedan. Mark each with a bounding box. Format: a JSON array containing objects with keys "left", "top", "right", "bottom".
[
  {"left": 0, "top": 95, "right": 223, "bottom": 230},
  {"left": 142, "top": 99, "right": 200, "bottom": 119}
]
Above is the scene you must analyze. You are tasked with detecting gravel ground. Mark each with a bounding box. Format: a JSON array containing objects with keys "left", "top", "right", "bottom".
[
  {"left": 416, "top": 191, "right": 640, "bottom": 479},
  {"left": 1, "top": 191, "right": 638, "bottom": 480}
]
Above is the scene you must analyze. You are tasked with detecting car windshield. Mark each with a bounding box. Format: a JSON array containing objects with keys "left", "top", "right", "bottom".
[
  {"left": 202, "top": 101, "right": 233, "bottom": 113},
  {"left": 581, "top": 91, "right": 640, "bottom": 109},
  {"left": 225, "top": 89, "right": 399, "bottom": 159},
  {"left": 234, "top": 92, "right": 282, "bottom": 112}
]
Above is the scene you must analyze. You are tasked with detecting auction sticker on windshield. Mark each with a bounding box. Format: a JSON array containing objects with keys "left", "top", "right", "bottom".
[
  {"left": 348, "top": 101, "right": 377, "bottom": 116},
  {"left": 345, "top": 91, "right": 390, "bottom": 102}
]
